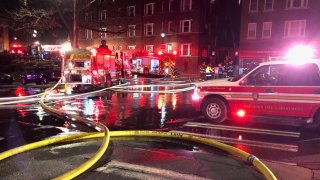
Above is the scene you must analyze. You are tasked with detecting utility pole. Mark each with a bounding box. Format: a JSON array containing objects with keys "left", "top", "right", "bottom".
[{"left": 73, "top": 0, "right": 78, "bottom": 48}]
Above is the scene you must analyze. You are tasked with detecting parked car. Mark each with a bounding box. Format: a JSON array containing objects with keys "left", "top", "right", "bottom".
[
  {"left": 20, "top": 67, "right": 60, "bottom": 85},
  {"left": 0, "top": 73, "right": 14, "bottom": 84}
]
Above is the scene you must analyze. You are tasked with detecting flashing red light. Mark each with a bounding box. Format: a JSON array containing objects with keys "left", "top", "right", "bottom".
[
  {"left": 237, "top": 110, "right": 246, "bottom": 118},
  {"left": 92, "top": 70, "right": 98, "bottom": 76},
  {"left": 173, "top": 50, "right": 177, "bottom": 55},
  {"left": 12, "top": 44, "right": 18, "bottom": 48}
]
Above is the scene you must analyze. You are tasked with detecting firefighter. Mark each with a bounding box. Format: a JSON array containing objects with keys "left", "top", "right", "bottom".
[
  {"left": 99, "top": 40, "right": 109, "bottom": 49},
  {"left": 199, "top": 61, "right": 207, "bottom": 81},
  {"left": 205, "top": 63, "right": 214, "bottom": 80}
]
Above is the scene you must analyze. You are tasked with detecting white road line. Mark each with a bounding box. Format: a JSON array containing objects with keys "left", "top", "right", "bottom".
[
  {"left": 185, "top": 122, "right": 301, "bottom": 138},
  {"left": 95, "top": 160, "right": 211, "bottom": 180},
  {"left": 170, "top": 130, "right": 298, "bottom": 152}
]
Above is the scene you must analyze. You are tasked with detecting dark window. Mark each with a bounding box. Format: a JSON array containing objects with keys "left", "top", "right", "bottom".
[{"left": 277, "top": 64, "right": 320, "bottom": 86}]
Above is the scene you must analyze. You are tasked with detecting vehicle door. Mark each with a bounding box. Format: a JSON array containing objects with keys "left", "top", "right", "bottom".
[
  {"left": 274, "top": 63, "right": 320, "bottom": 117},
  {"left": 237, "top": 64, "right": 280, "bottom": 116}
]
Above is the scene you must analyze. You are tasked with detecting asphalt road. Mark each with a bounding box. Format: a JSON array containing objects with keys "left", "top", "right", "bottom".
[{"left": 0, "top": 78, "right": 320, "bottom": 179}]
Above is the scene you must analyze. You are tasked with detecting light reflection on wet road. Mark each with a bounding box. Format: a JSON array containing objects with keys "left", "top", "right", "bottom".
[{"left": 1, "top": 80, "right": 320, "bottom": 171}]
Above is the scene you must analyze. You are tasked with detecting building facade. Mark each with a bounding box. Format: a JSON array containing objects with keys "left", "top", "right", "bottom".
[
  {"left": 0, "top": 18, "right": 9, "bottom": 52},
  {"left": 78, "top": 0, "right": 240, "bottom": 74},
  {"left": 239, "top": 0, "right": 320, "bottom": 70}
]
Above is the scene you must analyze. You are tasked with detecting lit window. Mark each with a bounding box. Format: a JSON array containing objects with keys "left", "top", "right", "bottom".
[
  {"left": 145, "top": 3, "right": 154, "bottom": 16},
  {"left": 168, "top": 21, "right": 173, "bottom": 33},
  {"left": 264, "top": 0, "right": 273, "bottom": 11},
  {"left": 128, "top": 25, "right": 136, "bottom": 37},
  {"left": 181, "top": 0, "right": 192, "bottom": 11},
  {"left": 181, "top": 44, "right": 191, "bottom": 56},
  {"left": 286, "top": 0, "right": 308, "bottom": 9},
  {"left": 262, "top": 22, "right": 272, "bottom": 39},
  {"left": 128, "top": 46, "right": 136, "bottom": 50},
  {"left": 145, "top": 23, "right": 154, "bottom": 36},
  {"left": 167, "top": 44, "right": 172, "bottom": 53},
  {"left": 99, "top": 10, "right": 107, "bottom": 21},
  {"left": 99, "top": 27, "right": 107, "bottom": 39},
  {"left": 85, "top": 29, "right": 93, "bottom": 39},
  {"left": 169, "top": 0, "right": 174, "bottom": 12},
  {"left": 247, "top": 23, "right": 257, "bottom": 39},
  {"left": 127, "top": 6, "right": 135, "bottom": 17},
  {"left": 249, "top": 0, "right": 258, "bottom": 12},
  {"left": 284, "top": 20, "right": 306, "bottom": 38},
  {"left": 145, "top": 45, "right": 154, "bottom": 53},
  {"left": 180, "top": 20, "right": 192, "bottom": 33}
]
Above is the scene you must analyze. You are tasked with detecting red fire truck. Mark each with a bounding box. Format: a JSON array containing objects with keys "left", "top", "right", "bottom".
[{"left": 62, "top": 48, "right": 131, "bottom": 88}]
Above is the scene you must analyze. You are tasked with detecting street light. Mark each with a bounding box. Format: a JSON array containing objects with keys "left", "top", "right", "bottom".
[
  {"left": 161, "top": 33, "right": 166, "bottom": 38},
  {"left": 33, "top": 30, "right": 37, "bottom": 34}
]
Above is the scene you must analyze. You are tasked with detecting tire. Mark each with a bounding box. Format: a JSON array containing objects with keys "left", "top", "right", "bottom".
[{"left": 202, "top": 97, "right": 228, "bottom": 123}]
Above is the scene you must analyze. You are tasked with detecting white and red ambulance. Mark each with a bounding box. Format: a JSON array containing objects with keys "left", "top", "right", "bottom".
[{"left": 192, "top": 60, "right": 320, "bottom": 126}]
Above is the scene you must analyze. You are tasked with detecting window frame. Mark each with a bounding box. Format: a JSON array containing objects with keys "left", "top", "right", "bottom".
[
  {"left": 262, "top": 22, "right": 272, "bottom": 39},
  {"left": 180, "top": 19, "right": 192, "bottom": 33},
  {"left": 264, "top": 0, "right": 274, "bottom": 11},
  {"left": 286, "top": 0, "right": 308, "bottom": 9},
  {"left": 144, "top": 23, "right": 154, "bottom": 36},
  {"left": 128, "top": 46, "right": 136, "bottom": 50},
  {"left": 181, "top": 0, "right": 192, "bottom": 12},
  {"left": 127, "top": 6, "right": 136, "bottom": 17},
  {"left": 144, "top": 3, "right": 155, "bottom": 16},
  {"left": 180, "top": 43, "right": 191, "bottom": 56},
  {"left": 99, "top": 27, "right": 107, "bottom": 39},
  {"left": 145, "top": 45, "right": 154, "bottom": 53},
  {"left": 247, "top": 22, "right": 257, "bottom": 39},
  {"left": 85, "top": 29, "right": 93, "bottom": 39},
  {"left": 99, "top": 10, "right": 107, "bottom": 21},
  {"left": 249, "top": 0, "right": 258, "bottom": 12},
  {"left": 284, "top": 20, "right": 306, "bottom": 38},
  {"left": 128, "top": 25, "right": 136, "bottom": 37},
  {"left": 169, "top": 0, "right": 174, "bottom": 12}
]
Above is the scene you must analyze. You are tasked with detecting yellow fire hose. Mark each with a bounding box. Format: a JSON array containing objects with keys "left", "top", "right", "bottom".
[{"left": 0, "top": 86, "right": 277, "bottom": 180}]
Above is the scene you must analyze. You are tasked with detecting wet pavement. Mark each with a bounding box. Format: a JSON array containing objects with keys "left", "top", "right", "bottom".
[{"left": 1, "top": 78, "right": 320, "bottom": 179}]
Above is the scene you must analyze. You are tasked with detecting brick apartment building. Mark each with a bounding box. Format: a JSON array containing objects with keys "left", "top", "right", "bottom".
[
  {"left": 78, "top": 0, "right": 240, "bottom": 74},
  {"left": 239, "top": 0, "right": 320, "bottom": 70},
  {"left": 0, "top": 18, "right": 9, "bottom": 52}
]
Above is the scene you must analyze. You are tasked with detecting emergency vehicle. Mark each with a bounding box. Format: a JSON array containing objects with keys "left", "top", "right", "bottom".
[
  {"left": 131, "top": 52, "right": 176, "bottom": 76},
  {"left": 61, "top": 48, "right": 131, "bottom": 87},
  {"left": 192, "top": 60, "right": 320, "bottom": 127}
]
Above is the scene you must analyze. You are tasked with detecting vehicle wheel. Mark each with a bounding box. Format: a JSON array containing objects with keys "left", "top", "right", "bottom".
[
  {"left": 42, "top": 78, "right": 48, "bottom": 84},
  {"left": 202, "top": 97, "right": 228, "bottom": 123},
  {"left": 21, "top": 78, "right": 27, "bottom": 85}
]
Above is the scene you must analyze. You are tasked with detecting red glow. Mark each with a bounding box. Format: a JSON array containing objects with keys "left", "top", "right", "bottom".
[
  {"left": 12, "top": 44, "right": 18, "bottom": 48},
  {"left": 172, "top": 94, "right": 177, "bottom": 110},
  {"left": 173, "top": 50, "right": 177, "bottom": 55},
  {"left": 237, "top": 110, "right": 246, "bottom": 118},
  {"left": 157, "top": 51, "right": 163, "bottom": 56},
  {"left": 15, "top": 87, "right": 26, "bottom": 97},
  {"left": 92, "top": 70, "right": 98, "bottom": 76}
]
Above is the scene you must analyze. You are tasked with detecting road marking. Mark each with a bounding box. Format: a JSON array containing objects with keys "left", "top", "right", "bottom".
[
  {"left": 95, "top": 160, "right": 211, "bottom": 180},
  {"left": 170, "top": 130, "right": 298, "bottom": 152},
  {"left": 185, "top": 122, "right": 301, "bottom": 138}
]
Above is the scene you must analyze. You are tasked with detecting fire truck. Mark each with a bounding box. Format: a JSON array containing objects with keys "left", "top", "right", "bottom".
[
  {"left": 61, "top": 48, "right": 131, "bottom": 88},
  {"left": 131, "top": 52, "right": 177, "bottom": 77}
]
